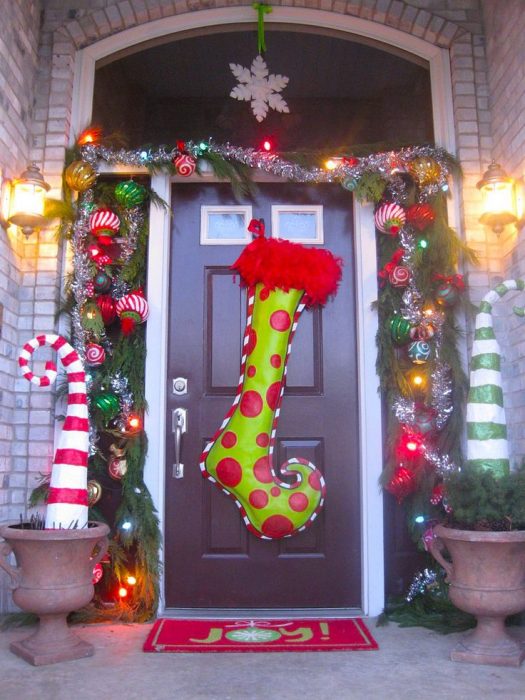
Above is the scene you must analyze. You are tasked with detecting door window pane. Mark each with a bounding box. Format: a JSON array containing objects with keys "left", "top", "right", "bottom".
[
  {"left": 272, "top": 205, "right": 323, "bottom": 243},
  {"left": 200, "top": 206, "right": 252, "bottom": 245}
]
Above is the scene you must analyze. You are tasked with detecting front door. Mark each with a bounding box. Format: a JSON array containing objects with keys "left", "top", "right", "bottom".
[{"left": 165, "top": 181, "right": 361, "bottom": 609}]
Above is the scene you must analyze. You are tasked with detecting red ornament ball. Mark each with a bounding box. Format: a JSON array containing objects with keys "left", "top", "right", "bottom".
[
  {"left": 386, "top": 467, "right": 416, "bottom": 503},
  {"left": 96, "top": 294, "right": 117, "bottom": 326},
  {"left": 406, "top": 203, "right": 435, "bottom": 231},
  {"left": 174, "top": 154, "right": 197, "bottom": 177}
]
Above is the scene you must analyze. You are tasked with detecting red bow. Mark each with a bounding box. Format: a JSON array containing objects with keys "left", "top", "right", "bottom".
[
  {"left": 378, "top": 249, "right": 404, "bottom": 286},
  {"left": 248, "top": 218, "right": 265, "bottom": 238},
  {"left": 433, "top": 273, "right": 465, "bottom": 291}
]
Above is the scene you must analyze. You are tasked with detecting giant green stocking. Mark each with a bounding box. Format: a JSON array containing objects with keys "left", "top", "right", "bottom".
[{"left": 200, "top": 282, "right": 326, "bottom": 539}]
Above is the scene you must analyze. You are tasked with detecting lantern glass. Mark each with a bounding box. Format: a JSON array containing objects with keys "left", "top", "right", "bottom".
[
  {"left": 477, "top": 161, "right": 517, "bottom": 234},
  {"left": 7, "top": 164, "right": 50, "bottom": 237}
]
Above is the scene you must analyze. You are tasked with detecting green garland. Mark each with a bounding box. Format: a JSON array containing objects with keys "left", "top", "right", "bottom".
[{"left": 29, "top": 136, "right": 475, "bottom": 624}]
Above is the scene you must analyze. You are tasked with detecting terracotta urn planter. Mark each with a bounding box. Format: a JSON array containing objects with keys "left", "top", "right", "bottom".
[
  {"left": 0, "top": 521, "right": 109, "bottom": 666},
  {"left": 430, "top": 523, "right": 525, "bottom": 667}
]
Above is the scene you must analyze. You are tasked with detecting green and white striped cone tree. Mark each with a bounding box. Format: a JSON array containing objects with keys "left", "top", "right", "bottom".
[{"left": 466, "top": 279, "right": 525, "bottom": 477}]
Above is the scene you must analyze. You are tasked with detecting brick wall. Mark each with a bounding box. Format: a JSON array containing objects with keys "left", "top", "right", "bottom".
[
  {"left": 0, "top": 0, "right": 46, "bottom": 611},
  {"left": 483, "top": 0, "right": 525, "bottom": 464}
]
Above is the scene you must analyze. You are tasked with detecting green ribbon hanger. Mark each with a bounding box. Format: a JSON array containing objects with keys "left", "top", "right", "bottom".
[{"left": 252, "top": 3, "right": 273, "bottom": 54}]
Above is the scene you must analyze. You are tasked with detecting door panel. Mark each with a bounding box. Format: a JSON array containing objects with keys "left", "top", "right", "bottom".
[{"left": 165, "top": 182, "right": 360, "bottom": 609}]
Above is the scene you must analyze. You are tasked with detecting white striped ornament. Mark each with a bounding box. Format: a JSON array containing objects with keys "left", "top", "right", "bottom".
[
  {"left": 18, "top": 334, "right": 89, "bottom": 529},
  {"left": 89, "top": 207, "right": 120, "bottom": 235}
]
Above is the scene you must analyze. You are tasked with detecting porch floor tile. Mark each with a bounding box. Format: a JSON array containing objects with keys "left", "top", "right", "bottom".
[{"left": 1, "top": 619, "right": 523, "bottom": 699}]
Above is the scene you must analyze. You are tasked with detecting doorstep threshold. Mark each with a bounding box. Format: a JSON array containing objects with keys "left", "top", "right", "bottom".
[{"left": 162, "top": 607, "right": 364, "bottom": 619}]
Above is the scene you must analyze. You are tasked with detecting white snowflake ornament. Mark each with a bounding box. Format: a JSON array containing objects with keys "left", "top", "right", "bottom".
[{"left": 230, "top": 54, "right": 289, "bottom": 123}]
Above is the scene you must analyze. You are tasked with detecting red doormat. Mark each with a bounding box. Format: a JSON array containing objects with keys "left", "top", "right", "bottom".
[{"left": 143, "top": 618, "right": 378, "bottom": 653}]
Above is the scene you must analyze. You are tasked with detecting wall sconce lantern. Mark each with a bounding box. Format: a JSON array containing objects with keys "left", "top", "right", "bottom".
[
  {"left": 477, "top": 161, "right": 519, "bottom": 235},
  {"left": 1, "top": 163, "right": 50, "bottom": 238}
]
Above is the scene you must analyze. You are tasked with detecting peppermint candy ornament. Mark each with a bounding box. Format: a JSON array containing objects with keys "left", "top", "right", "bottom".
[
  {"left": 116, "top": 289, "right": 149, "bottom": 335},
  {"left": 89, "top": 207, "right": 120, "bottom": 245},
  {"left": 389, "top": 265, "right": 410, "bottom": 287},
  {"left": 374, "top": 202, "right": 406, "bottom": 235},
  {"left": 174, "top": 154, "right": 197, "bottom": 177},
  {"left": 85, "top": 342, "right": 105, "bottom": 366}
]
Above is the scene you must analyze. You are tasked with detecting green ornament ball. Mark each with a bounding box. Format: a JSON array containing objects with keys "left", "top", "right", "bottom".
[
  {"left": 93, "top": 392, "right": 120, "bottom": 421},
  {"left": 114, "top": 180, "right": 146, "bottom": 208},
  {"left": 390, "top": 315, "right": 413, "bottom": 345}
]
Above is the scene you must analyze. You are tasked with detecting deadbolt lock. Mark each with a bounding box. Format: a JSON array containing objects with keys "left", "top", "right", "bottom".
[{"left": 172, "top": 377, "right": 188, "bottom": 395}]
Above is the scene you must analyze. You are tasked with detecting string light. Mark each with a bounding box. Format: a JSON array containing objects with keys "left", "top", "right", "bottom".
[
  {"left": 417, "top": 238, "right": 428, "bottom": 250},
  {"left": 126, "top": 575, "right": 137, "bottom": 586},
  {"left": 121, "top": 521, "right": 132, "bottom": 531},
  {"left": 414, "top": 515, "right": 425, "bottom": 524},
  {"left": 262, "top": 139, "right": 273, "bottom": 152},
  {"left": 118, "top": 587, "right": 128, "bottom": 598}
]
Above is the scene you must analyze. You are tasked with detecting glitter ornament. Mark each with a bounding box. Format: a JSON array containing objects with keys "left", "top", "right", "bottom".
[
  {"left": 406, "top": 203, "right": 435, "bottom": 231},
  {"left": 174, "top": 154, "right": 197, "bottom": 177},
  {"left": 96, "top": 294, "right": 117, "bottom": 326},
  {"left": 93, "top": 392, "right": 120, "bottom": 421},
  {"left": 108, "top": 443, "right": 128, "bottom": 480},
  {"left": 87, "top": 479, "right": 102, "bottom": 506},
  {"left": 408, "top": 157, "right": 441, "bottom": 187},
  {"left": 410, "top": 321, "right": 435, "bottom": 341},
  {"left": 65, "top": 160, "right": 97, "bottom": 192},
  {"left": 116, "top": 289, "right": 149, "bottom": 335},
  {"left": 408, "top": 340, "right": 433, "bottom": 364},
  {"left": 114, "top": 180, "right": 146, "bottom": 208},
  {"left": 389, "top": 265, "right": 411, "bottom": 287},
  {"left": 390, "top": 315, "right": 414, "bottom": 345},
  {"left": 374, "top": 202, "right": 406, "bottom": 235},
  {"left": 386, "top": 466, "right": 416, "bottom": 502},
  {"left": 89, "top": 207, "right": 120, "bottom": 245},
  {"left": 85, "top": 342, "right": 105, "bottom": 366},
  {"left": 93, "top": 270, "right": 112, "bottom": 294}
]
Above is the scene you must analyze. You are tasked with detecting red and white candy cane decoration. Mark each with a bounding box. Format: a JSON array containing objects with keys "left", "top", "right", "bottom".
[{"left": 18, "top": 335, "right": 89, "bottom": 529}]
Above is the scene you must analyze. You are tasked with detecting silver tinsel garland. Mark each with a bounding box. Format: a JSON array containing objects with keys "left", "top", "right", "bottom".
[
  {"left": 75, "top": 141, "right": 459, "bottom": 480},
  {"left": 406, "top": 568, "right": 439, "bottom": 603}
]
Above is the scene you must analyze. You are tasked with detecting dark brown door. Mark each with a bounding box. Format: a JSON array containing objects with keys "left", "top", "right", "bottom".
[{"left": 165, "top": 182, "right": 360, "bottom": 609}]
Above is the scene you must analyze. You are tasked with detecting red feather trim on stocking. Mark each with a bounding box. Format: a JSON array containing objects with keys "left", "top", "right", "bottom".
[{"left": 231, "top": 235, "right": 343, "bottom": 306}]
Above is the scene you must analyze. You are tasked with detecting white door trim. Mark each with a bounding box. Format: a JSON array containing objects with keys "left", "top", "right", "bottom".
[{"left": 70, "top": 8, "right": 458, "bottom": 617}]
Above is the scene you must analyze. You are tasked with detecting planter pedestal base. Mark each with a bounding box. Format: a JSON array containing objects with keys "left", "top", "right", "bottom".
[
  {"left": 451, "top": 617, "right": 525, "bottom": 667},
  {"left": 9, "top": 613, "right": 94, "bottom": 666}
]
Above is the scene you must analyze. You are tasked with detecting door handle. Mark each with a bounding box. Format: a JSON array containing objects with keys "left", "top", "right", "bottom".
[{"left": 172, "top": 408, "right": 187, "bottom": 479}]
